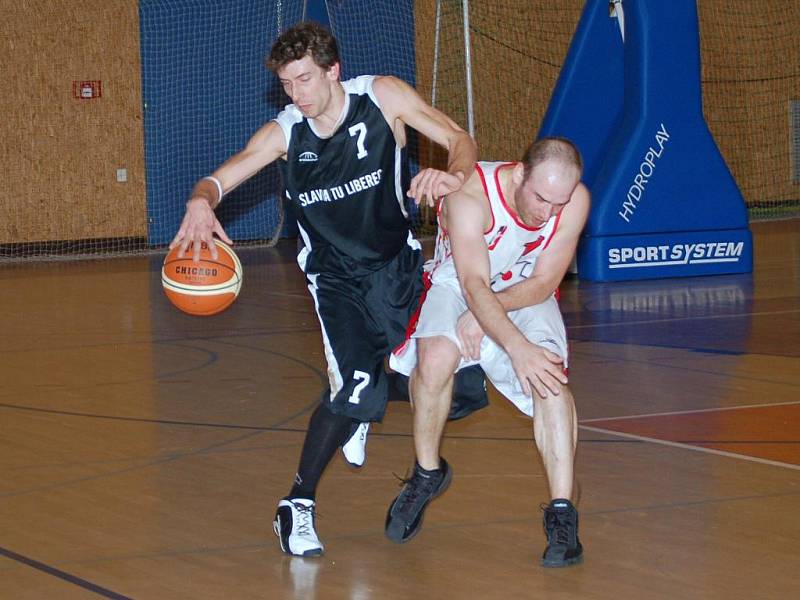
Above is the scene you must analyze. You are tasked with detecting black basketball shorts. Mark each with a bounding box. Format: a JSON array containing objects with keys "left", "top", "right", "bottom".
[{"left": 305, "top": 243, "right": 424, "bottom": 422}]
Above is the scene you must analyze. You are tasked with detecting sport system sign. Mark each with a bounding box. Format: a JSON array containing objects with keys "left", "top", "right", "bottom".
[
  {"left": 608, "top": 241, "right": 745, "bottom": 269},
  {"left": 579, "top": 229, "right": 752, "bottom": 281}
]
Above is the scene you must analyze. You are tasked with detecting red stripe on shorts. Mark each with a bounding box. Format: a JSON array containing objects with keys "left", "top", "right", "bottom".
[{"left": 392, "top": 270, "right": 433, "bottom": 357}]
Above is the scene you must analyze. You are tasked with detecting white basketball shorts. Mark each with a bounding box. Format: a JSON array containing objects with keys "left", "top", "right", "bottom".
[{"left": 389, "top": 280, "right": 568, "bottom": 416}]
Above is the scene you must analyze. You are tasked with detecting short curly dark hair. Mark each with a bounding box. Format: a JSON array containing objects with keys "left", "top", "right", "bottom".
[{"left": 266, "top": 21, "right": 340, "bottom": 72}]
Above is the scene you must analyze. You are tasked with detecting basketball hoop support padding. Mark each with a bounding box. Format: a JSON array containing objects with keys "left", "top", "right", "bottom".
[{"left": 540, "top": 0, "right": 752, "bottom": 281}]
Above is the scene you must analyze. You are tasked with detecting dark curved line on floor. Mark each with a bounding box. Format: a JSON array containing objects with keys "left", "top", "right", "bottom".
[
  {"left": 155, "top": 327, "right": 320, "bottom": 346},
  {"left": 157, "top": 326, "right": 320, "bottom": 342},
  {"left": 0, "top": 402, "right": 309, "bottom": 431},
  {"left": 151, "top": 342, "right": 219, "bottom": 379},
  {"left": 2, "top": 440, "right": 310, "bottom": 473},
  {"left": 0, "top": 546, "right": 132, "bottom": 600},
  {"left": 0, "top": 334, "right": 329, "bottom": 483},
  {"left": 0, "top": 326, "right": 322, "bottom": 357},
  {"left": 0, "top": 388, "right": 324, "bottom": 499},
  {"left": 0, "top": 343, "right": 218, "bottom": 398},
  {"left": 0, "top": 340, "right": 327, "bottom": 405},
  {"left": 232, "top": 300, "right": 314, "bottom": 316},
  {"left": 209, "top": 337, "right": 328, "bottom": 387}
]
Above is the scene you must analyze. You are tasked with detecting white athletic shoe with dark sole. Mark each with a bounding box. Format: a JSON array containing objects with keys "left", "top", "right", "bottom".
[
  {"left": 273, "top": 498, "right": 324, "bottom": 557},
  {"left": 342, "top": 422, "right": 369, "bottom": 467}
]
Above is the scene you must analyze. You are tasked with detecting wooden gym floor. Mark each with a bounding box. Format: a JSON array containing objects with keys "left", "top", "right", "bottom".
[{"left": 1, "top": 219, "right": 798, "bottom": 599}]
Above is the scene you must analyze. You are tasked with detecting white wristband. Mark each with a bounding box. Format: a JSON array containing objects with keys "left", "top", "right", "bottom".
[{"left": 201, "top": 175, "right": 224, "bottom": 206}]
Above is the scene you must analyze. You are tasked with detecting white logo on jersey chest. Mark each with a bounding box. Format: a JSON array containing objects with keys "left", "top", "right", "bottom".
[{"left": 298, "top": 151, "right": 319, "bottom": 163}]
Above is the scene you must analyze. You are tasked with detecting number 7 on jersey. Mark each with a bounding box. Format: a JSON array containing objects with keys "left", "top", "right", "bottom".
[{"left": 348, "top": 122, "right": 368, "bottom": 159}]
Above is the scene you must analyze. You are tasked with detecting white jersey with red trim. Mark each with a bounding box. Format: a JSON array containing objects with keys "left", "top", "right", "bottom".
[{"left": 426, "top": 161, "right": 561, "bottom": 293}]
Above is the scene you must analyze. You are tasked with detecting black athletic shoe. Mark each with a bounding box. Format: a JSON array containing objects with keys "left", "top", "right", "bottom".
[
  {"left": 540, "top": 498, "right": 583, "bottom": 567},
  {"left": 385, "top": 459, "right": 453, "bottom": 543},
  {"left": 449, "top": 364, "right": 489, "bottom": 420}
]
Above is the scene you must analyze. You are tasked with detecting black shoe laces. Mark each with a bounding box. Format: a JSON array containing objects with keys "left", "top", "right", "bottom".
[
  {"left": 393, "top": 470, "right": 438, "bottom": 515},
  {"left": 290, "top": 501, "right": 316, "bottom": 537},
  {"left": 541, "top": 504, "right": 573, "bottom": 546}
]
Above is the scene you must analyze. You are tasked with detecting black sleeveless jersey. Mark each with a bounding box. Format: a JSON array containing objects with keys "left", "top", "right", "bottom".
[{"left": 275, "top": 76, "right": 412, "bottom": 276}]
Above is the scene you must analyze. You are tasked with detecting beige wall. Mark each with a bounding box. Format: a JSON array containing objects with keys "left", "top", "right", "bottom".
[
  {"left": 1, "top": 1, "right": 145, "bottom": 244},
  {"left": 698, "top": 1, "right": 799, "bottom": 207}
]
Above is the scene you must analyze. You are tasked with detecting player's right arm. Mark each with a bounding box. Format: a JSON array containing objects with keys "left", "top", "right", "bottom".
[
  {"left": 372, "top": 76, "right": 476, "bottom": 207},
  {"left": 171, "top": 120, "right": 288, "bottom": 261},
  {"left": 494, "top": 182, "right": 590, "bottom": 310},
  {"left": 456, "top": 182, "right": 590, "bottom": 352}
]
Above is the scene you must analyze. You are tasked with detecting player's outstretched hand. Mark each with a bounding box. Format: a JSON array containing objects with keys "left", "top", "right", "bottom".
[
  {"left": 509, "top": 341, "right": 567, "bottom": 399},
  {"left": 456, "top": 309, "right": 485, "bottom": 361},
  {"left": 170, "top": 198, "right": 233, "bottom": 262},
  {"left": 407, "top": 168, "right": 465, "bottom": 207}
]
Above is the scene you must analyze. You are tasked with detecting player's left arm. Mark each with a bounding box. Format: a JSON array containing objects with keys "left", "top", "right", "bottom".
[
  {"left": 372, "top": 76, "right": 476, "bottom": 207},
  {"left": 496, "top": 183, "right": 591, "bottom": 310}
]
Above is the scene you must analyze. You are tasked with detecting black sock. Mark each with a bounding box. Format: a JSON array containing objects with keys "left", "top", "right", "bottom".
[{"left": 289, "top": 401, "right": 354, "bottom": 501}]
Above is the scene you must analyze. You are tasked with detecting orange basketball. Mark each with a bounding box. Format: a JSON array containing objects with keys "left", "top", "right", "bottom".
[{"left": 161, "top": 239, "right": 243, "bottom": 316}]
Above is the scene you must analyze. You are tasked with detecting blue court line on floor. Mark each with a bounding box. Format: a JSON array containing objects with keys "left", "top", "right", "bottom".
[{"left": 0, "top": 546, "right": 133, "bottom": 599}]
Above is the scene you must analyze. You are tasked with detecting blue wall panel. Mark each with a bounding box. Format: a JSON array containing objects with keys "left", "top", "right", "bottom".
[
  {"left": 140, "top": 0, "right": 303, "bottom": 245},
  {"left": 140, "top": 0, "right": 416, "bottom": 246}
]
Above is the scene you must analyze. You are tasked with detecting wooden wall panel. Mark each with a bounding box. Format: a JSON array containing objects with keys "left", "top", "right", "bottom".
[{"left": 1, "top": 1, "right": 145, "bottom": 244}]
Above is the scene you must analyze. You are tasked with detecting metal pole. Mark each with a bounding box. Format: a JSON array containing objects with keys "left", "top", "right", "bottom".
[
  {"left": 462, "top": 0, "right": 475, "bottom": 137},
  {"left": 429, "top": 0, "right": 443, "bottom": 168},
  {"left": 432, "top": 0, "right": 442, "bottom": 109}
]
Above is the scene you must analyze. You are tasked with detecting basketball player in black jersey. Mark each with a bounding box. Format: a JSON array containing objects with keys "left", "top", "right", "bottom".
[{"left": 170, "top": 22, "right": 484, "bottom": 557}]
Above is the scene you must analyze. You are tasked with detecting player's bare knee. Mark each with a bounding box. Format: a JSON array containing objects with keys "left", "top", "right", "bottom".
[
  {"left": 415, "top": 336, "right": 459, "bottom": 388},
  {"left": 534, "top": 382, "right": 573, "bottom": 407}
]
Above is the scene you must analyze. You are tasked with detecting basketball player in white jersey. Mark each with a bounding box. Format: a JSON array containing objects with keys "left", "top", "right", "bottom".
[{"left": 388, "top": 137, "right": 590, "bottom": 567}]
